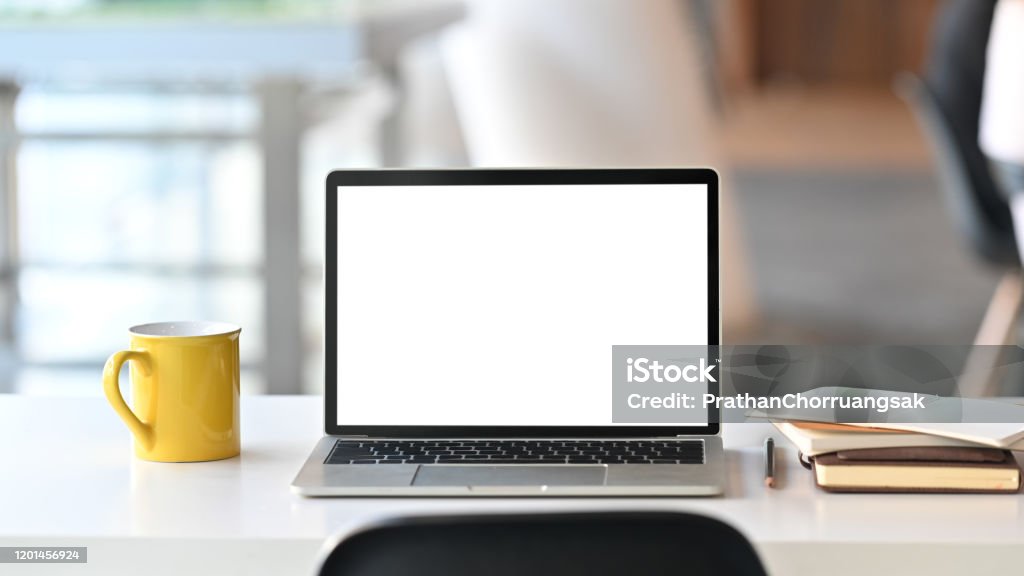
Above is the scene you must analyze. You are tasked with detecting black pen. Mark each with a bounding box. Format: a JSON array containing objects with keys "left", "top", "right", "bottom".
[{"left": 764, "top": 436, "right": 776, "bottom": 488}]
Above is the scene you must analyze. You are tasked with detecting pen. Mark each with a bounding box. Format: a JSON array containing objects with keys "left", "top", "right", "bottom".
[{"left": 764, "top": 436, "right": 776, "bottom": 488}]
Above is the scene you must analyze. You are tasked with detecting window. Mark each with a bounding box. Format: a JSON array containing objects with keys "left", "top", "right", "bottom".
[{"left": 1, "top": 84, "right": 267, "bottom": 393}]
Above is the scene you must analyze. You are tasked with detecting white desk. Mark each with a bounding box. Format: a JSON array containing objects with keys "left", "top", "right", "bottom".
[{"left": 1, "top": 395, "right": 1023, "bottom": 575}]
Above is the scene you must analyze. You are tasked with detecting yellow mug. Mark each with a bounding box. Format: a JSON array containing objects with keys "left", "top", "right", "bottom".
[{"left": 103, "top": 321, "right": 241, "bottom": 462}]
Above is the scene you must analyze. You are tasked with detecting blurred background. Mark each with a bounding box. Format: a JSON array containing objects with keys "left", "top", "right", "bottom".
[{"left": 0, "top": 0, "right": 1010, "bottom": 396}]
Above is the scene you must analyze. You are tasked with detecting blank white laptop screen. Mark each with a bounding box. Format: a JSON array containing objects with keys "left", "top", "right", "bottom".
[{"left": 336, "top": 184, "right": 709, "bottom": 426}]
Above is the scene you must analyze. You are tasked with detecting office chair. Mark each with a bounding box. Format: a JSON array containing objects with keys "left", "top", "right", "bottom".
[
  {"left": 317, "top": 512, "right": 768, "bottom": 576},
  {"left": 896, "top": 0, "right": 1022, "bottom": 396}
]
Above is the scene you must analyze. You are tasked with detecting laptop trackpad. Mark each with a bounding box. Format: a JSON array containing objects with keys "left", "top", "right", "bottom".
[{"left": 413, "top": 466, "right": 606, "bottom": 487}]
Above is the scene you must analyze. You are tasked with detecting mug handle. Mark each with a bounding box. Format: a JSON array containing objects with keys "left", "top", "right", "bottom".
[{"left": 103, "top": 350, "right": 154, "bottom": 451}]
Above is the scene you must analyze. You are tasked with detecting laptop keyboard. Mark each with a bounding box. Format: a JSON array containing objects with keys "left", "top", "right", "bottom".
[{"left": 326, "top": 439, "right": 704, "bottom": 465}]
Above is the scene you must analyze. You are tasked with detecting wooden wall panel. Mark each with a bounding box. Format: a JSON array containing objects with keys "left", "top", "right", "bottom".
[{"left": 719, "top": 0, "right": 942, "bottom": 88}]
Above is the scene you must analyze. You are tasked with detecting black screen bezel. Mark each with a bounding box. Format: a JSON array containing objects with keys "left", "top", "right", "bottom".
[{"left": 324, "top": 168, "right": 720, "bottom": 437}]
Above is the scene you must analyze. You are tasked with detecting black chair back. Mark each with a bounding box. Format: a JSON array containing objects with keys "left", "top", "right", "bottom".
[
  {"left": 318, "top": 512, "right": 768, "bottom": 576},
  {"left": 899, "top": 0, "right": 1017, "bottom": 267}
]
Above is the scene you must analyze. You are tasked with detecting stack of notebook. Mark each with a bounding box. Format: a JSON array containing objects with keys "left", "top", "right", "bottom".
[{"left": 774, "top": 421, "right": 1023, "bottom": 493}]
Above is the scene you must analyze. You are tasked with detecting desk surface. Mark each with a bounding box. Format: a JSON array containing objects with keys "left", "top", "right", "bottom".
[{"left": 2, "top": 395, "right": 1023, "bottom": 575}]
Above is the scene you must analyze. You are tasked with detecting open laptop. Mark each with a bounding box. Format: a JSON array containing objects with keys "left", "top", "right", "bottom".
[{"left": 293, "top": 169, "right": 724, "bottom": 496}]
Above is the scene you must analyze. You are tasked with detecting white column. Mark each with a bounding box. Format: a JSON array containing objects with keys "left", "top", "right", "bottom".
[
  {"left": 0, "top": 81, "right": 18, "bottom": 393},
  {"left": 258, "top": 78, "right": 304, "bottom": 394}
]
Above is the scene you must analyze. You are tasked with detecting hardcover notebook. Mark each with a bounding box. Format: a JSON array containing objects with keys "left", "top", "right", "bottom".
[{"left": 812, "top": 447, "right": 1022, "bottom": 494}]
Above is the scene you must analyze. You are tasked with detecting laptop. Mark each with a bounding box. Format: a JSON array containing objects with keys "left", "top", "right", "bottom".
[{"left": 292, "top": 168, "right": 725, "bottom": 496}]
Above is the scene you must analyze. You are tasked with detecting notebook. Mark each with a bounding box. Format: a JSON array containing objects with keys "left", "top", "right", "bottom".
[{"left": 812, "top": 447, "right": 1022, "bottom": 494}]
